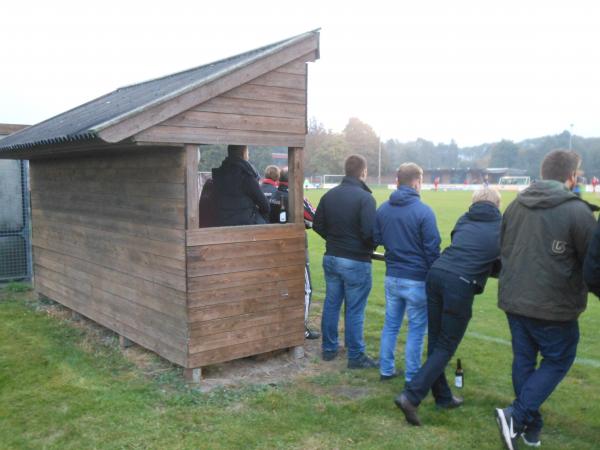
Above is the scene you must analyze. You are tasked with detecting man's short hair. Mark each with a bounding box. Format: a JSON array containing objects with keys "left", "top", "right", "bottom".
[
  {"left": 279, "top": 167, "right": 289, "bottom": 183},
  {"left": 396, "top": 163, "right": 423, "bottom": 186},
  {"left": 472, "top": 188, "right": 501, "bottom": 206},
  {"left": 541, "top": 150, "right": 581, "bottom": 182},
  {"left": 345, "top": 154, "right": 367, "bottom": 178},
  {"left": 228, "top": 145, "right": 248, "bottom": 159},
  {"left": 264, "top": 165, "right": 280, "bottom": 181}
]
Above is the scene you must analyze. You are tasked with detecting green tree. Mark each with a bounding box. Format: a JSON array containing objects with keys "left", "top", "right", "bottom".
[
  {"left": 343, "top": 117, "right": 380, "bottom": 176},
  {"left": 489, "top": 140, "right": 520, "bottom": 168}
]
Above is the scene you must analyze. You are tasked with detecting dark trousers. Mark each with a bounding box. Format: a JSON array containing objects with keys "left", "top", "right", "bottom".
[
  {"left": 404, "top": 268, "right": 475, "bottom": 406},
  {"left": 507, "top": 313, "right": 579, "bottom": 431}
]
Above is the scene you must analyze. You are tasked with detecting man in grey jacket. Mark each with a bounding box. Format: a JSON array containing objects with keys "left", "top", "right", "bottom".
[{"left": 495, "top": 150, "right": 596, "bottom": 450}]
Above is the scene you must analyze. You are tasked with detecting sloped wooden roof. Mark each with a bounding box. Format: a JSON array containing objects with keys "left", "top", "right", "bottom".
[{"left": 0, "top": 30, "right": 319, "bottom": 158}]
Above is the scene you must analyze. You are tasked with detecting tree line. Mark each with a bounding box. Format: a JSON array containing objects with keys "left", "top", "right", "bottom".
[{"left": 197, "top": 117, "right": 600, "bottom": 180}]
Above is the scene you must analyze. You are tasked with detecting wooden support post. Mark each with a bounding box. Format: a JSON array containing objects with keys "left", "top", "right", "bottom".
[
  {"left": 185, "top": 144, "right": 200, "bottom": 229},
  {"left": 119, "top": 335, "right": 134, "bottom": 349},
  {"left": 183, "top": 368, "right": 202, "bottom": 384},
  {"left": 290, "top": 346, "right": 305, "bottom": 359},
  {"left": 288, "top": 147, "right": 304, "bottom": 224}
]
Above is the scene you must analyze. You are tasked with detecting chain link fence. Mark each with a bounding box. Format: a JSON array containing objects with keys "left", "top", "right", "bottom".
[{"left": 0, "top": 160, "right": 32, "bottom": 282}]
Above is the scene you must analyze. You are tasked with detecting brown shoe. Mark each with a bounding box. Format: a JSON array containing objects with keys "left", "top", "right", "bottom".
[
  {"left": 394, "top": 393, "right": 422, "bottom": 426},
  {"left": 436, "top": 395, "right": 464, "bottom": 409}
]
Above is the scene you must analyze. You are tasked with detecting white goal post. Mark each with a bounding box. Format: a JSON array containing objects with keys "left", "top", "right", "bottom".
[{"left": 322, "top": 174, "right": 344, "bottom": 189}]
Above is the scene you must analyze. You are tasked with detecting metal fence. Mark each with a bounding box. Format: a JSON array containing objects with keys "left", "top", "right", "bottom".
[{"left": 0, "top": 160, "right": 32, "bottom": 281}]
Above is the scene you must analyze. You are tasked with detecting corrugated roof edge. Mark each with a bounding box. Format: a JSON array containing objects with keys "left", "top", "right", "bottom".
[
  {"left": 89, "top": 29, "right": 320, "bottom": 134},
  {"left": 0, "top": 132, "right": 98, "bottom": 151}
]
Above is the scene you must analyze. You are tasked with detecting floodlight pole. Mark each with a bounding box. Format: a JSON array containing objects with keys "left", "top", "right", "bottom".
[
  {"left": 569, "top": 123, "right": 574, "bottom": 150},
  {"left": 378, "top": 138, "right": 382, "bottom": 186}
]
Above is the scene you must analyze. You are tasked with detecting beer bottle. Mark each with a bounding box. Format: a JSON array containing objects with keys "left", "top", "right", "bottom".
[
  {"left": 279, "top": 200, "right": 287, "bottom": 223},
  {"left": 455, "top": 358, "right": 464, "bottom": 388}
]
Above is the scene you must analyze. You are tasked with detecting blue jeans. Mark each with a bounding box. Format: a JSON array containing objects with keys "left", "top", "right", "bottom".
[
  {"left": 507, "top": 313, "right": 579, "bottom": 431},
  {"left": 321, "top": 255, "right": 372, "bottom": 360},
  {"left": 379, "top": 276, "right": 428, "bottom": 381},
  {"left": 405, "top": 268, "right": 474, "bottom": 406}
]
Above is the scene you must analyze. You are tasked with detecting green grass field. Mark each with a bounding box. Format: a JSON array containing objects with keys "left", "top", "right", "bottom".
[{"left": 1, "top": 189, "right": 599, "bottom": 449}]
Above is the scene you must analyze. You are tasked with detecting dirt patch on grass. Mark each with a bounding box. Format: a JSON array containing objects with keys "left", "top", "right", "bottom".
[{"left": 14, "top": 291, "right": 362, "bottom": 393}]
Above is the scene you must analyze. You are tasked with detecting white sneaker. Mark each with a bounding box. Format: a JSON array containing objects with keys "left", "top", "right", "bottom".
[{"left": 495, "top": 407, "right": 521, "bottom": 450}]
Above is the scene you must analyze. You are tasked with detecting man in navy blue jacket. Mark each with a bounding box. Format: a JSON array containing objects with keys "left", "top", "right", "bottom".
[
  {"left": 314, "top": 154, "right": 378, "bottom": 369},
  {"left": 396, "top": 188, "right": 501, "bottom": 426},
  {"left": 374, "top": 163, "right": 441, "bottom": 383}
]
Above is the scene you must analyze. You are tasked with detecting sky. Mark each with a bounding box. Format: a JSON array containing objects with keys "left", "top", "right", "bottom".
[{"left": 1, "top": 0, "right": 599, "bottom": 146}]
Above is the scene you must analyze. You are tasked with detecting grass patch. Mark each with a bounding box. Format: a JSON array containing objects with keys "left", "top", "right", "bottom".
[{"left": 1, "top": 190, "right": 599, "bottom": 449}]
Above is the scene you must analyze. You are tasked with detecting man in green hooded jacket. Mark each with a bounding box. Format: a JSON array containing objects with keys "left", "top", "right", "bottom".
[{"left": 494, "top": 150, "right": 596, "bottom": 450}]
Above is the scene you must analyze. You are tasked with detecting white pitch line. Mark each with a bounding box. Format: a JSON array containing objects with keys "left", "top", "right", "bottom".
[{"left": 466, "top": 331, "right": 600, "bottom": 369}]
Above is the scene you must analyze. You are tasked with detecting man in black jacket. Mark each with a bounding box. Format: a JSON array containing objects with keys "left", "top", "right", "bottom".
[
  {"left": 313, "top": 154, "right": 378, "bottom": 369},
  {"left": 495, "top": 150, "right": 596, "bottom": 450},
  {"left": 212, "top": 145, "right": 269, "bottom": 226},
  {"left": 583, "top": 218, "right": 600, "bottom": 297}
]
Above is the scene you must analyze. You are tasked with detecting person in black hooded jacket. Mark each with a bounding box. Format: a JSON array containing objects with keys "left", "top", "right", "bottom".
[
  {"left": 211, "top": 145, "right": 269, "bottom": 226},
  {"left": 583, "top": 218, "right": 600, "bottom": 297},
  {"left": 396, "top": 188, "right": 502, "bottom": 426}
]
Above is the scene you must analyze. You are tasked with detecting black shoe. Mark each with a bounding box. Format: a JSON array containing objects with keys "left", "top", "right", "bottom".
[
  {"left": 347, "top": 354, "right": 378, "bottom": 369},
  {"left": 394, "top": 393, "right": 421, "bottom": 426},
  {"left": 522, "top": 427, "right": 541, "bottom": 447},
  {"left": 305, "top": 328, "right": 321, "bottom": 340},
  {"left": 436, "top": 395, "right": 464, "bottom": 409},
  {"left": 495, "top": 407, "right": 521, "bottom": 450},
  {"left": 322, "top": 350, "right": 338, "bottom": 361},
  {"left": 380, "top": 369, "right": 404, "bottom": 381}
]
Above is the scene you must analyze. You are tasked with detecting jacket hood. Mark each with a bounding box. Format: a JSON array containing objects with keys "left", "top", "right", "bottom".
[
  {"left": 214, "top": 156, "right": 260, "bottom": 181},
  {"left": 517, "top": 180, "right": 578, "bottom": 209},
  {"left": 466, "top": 201, "right": 502, "bottom": 222},
  {"left": 389, "top": 185, "right": 420, "bottom": 206}
]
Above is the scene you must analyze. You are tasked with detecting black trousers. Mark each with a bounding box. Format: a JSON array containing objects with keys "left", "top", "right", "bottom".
[{"left": 404, "top": 268, "right": 475, "bottom": 406}]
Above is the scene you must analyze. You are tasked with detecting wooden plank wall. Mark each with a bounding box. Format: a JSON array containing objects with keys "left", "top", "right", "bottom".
[
  {"left": 186, "top": 224, "right": 306, "bottom": 367},
  {"left": 30, "top": 148, "right": 188, "bottom": 366},
  {"left": 134, "top": 56, "right": 310, "bottom": 147}
]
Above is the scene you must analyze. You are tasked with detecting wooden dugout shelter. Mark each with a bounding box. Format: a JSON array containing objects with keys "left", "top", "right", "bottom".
[{"left": 0, "top": 30, "right": 320, "bottom": 378}]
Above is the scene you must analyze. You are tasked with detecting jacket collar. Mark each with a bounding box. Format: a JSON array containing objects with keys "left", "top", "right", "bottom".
[{"left": 342, "top": 176, "right": 372, "bottom": 193}]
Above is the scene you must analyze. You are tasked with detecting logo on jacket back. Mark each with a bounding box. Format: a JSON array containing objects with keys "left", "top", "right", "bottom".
[{"left": 551, "top": 240, "right": 567, "bottom": 254}]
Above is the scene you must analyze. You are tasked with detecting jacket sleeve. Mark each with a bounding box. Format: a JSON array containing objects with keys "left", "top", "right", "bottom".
[
  {"left": 244, "top": 175, "right": 270, "bottom": 217},
  {"left": 571, "top": 203, "right": 597, "bottom": 266},
  {"left": 313, "top": 197, "right": 327, "bottom": 239},
  {"left": 373, "top": 208, "right": 382, "bottom": 247},
  {"left": 421, "top": 208, "right": 441, "bottom": 268},
  {"left": 360, "top": 195, "right": 377, "bottom": 250},
  {"left": 303, "top": 198, "right": 316, "bottom": 229},
  {"left": 583, "top": 218, "right": 600, "bottom": 297}
]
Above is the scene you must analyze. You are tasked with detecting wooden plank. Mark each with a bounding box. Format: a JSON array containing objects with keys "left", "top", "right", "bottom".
[
  {"left": 36, "top": 280, "right": 187, "bottom": 366},
  {"left": 187, "top": 249, "right": 304, "bottom": 278},
  {"left": 30, "top": 179, "right": 184, "bottom": 200},
  {"left": 31, "top": 209, "right": 185, "bottom": 245},
  {"left": 274, "top": 52, "right": 315, "bottom": 74},
  {"left": 134, "top": 125, "right": 306, "bottom": 148},
  {"left": 188, "top": 264, "right": 304, "bottom": 293},
  {"left": 162, "top": 111, "right": 305, "bottom": 135},
  {"left": 188, "top": 277, "right": 304, "bottom": 308},
  {"left": 31, "top": 192, "right": 185, "bottom": 229},
  {"left": 249, "top": 71, "right": 306, "bottom": 90},
  {"left": 185, "top": 144, "right": 200, "bottom": 229},
  {"left": 32, "top": 235, "right": 187, "bottom": 292},
  {"left": 29, "top": 147, "right": 184, "bottom": 170},
  {"left": 34, "top": 247, "right": 186, "bottom": 305},
  {"left": 98, "top": 33, "right": 319, "bottom": 143},
  {"left": 30, "top": 165, "right": 184, "bottom": 184},
  {"left": 33, "top": 219, "right": 185, "bottom": 261},
  {"left": 223, "top": 84, "right": 305, "bottom": 104},
  {"left": 193, "top": 97, "right": 305, "bottom": 119},
  {"left": 187, "top": 331, "right": 303, "bottom": 367},
  {"left": 188, "top": 317, "right": 304, "bottom": 354},
  {"left": 34, "top": 251, "right": 187, "bottom": 320},
  {"left": 189, "top": 292, "right": 304, "bottom": 322},
  {"left": 186, "top": 223, "right": 303, "bottom": 246},
  {"left": 190, "top": 305, "right": 304, "bottom": 338},
  {"left": 288, "top": 147, "right": 304, "bottom": 223},
  {"left": 187, "top": 238, "right": 304, "bottom": 262}
]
